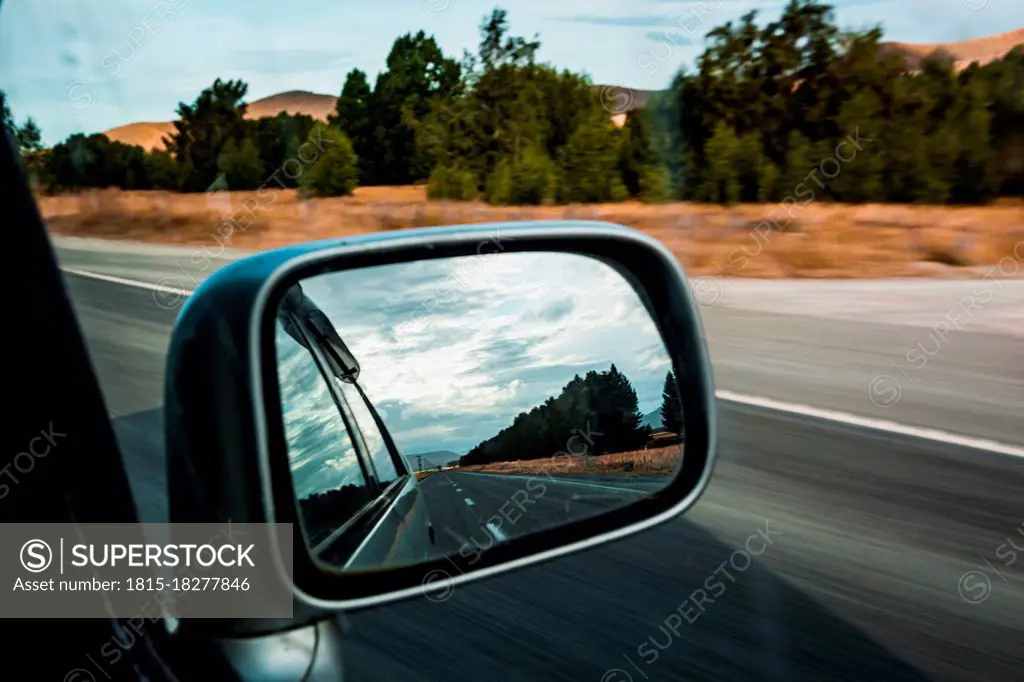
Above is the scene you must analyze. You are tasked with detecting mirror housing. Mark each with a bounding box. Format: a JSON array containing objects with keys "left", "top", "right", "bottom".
[{"left": 165, "top": 221, "right": 717, "bottom": 632}]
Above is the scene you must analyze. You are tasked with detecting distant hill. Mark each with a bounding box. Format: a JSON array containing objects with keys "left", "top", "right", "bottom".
[
  {"left": 102, "top": 121, "right": 177, "bottom": 151},
  {"left": 641, "top": 408, "right": 662, "bottom": 431},
  {"left": 102, "top": 90, "right": 337, "bottom": 150},
  {"left": 101, "top": 85, "right": 656, "bottom": 148},
  {"left": 406, "top": 450, "right": 459, "bottom": 470},
  {"left": 599, "top": 85, "right": 664, "bottom": 112},
  {"left": 878, "top": 28, "right": 1024, "bottom": 72},
  {"left": 246, "top": 90, "right": 337, "bottom": 119}
]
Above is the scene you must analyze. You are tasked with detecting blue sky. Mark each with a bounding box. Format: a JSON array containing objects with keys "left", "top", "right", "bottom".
[
  {"left": 279, "top": 250, "right": 675, "bottom": 496},
  {"left": 1, "top": 0, "right": 1021, "bottom": 145}
]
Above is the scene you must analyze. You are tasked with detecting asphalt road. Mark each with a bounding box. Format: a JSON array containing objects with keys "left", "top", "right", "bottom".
[
  {"left": 56, "top": 240, "right": 1024, "bottom": 681},
  {"left": 416, "top": 471, "right": 664, "bottom": 561}
]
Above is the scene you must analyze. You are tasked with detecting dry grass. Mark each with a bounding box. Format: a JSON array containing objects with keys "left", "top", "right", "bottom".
[
  {"left": 39, "top": 187, "right": 1024, "bottom": 278},
  {"left": 455, "top": 445, "right": 682, "bottom": 477}
]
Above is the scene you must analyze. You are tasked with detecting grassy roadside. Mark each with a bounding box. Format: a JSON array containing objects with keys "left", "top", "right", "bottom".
[
  {"left": 39, "top": 187, "right": 1024, "bottom": 279},
  {"left": 452, "top": 445, "right": 682, "bottom": 478}
]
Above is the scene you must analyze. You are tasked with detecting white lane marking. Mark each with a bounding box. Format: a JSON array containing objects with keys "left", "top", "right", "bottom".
[
  {"left": 467, "top": 472, "right": 650, "bottom": 496},
  {"left": 486, "top": 522, "right": 510, "bottom": 542},
  {"left": 717, "top": 390, "right": 1024, "bottom": 459},
  {"left": 463, "top": 498, "right": 475, "bottom": 507},
  {"left": 62, "top": 267, "right": 194, "bottom": 297},
  {"left": 543, "top": 478, "right": 652, "bottom": 495},
  {"left": 62, "top": 266, "right": 1024, "bottom": 459}
]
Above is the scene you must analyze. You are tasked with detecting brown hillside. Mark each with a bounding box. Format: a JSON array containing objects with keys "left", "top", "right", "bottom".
[
  {"left": 102, "top": 121, "right": 175, "bottom": 151},
  {"left": 878, "top": 28, "right": 1024, "bottom": 71},
  {"left": 103, "top": 90, "right": 337, "bottom": 150},
  {"left": 245, "top": 90, "right": 336, "bottom": 120}
]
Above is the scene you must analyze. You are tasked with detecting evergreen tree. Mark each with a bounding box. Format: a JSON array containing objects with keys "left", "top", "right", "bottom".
[
  {"left": 830, "top": 90, "right": 884, "bottom": 203},
  {"left": 45, "top": 134, "right": 153, "bottom": 190},
  {"left": 329, "top": 69, "right": 376, "bottom": 181},
  {"left": 15, "top": 117, "right": 44, "bottom": 183},
  {"left": 427, "top": 162, "right": 479, "bottom": 200},
  {"left": 697, "top": 122, "right": 741, "bottom": 204},
  {"left": 660, "top": 371, "right": 683, "bottom": 436},
  {"left": 368, "top": 31, "right": 462, "bottom": 184},
  {"left": 556, "top": 110, "right": 628, "bottom": 203},
  {"left": 298, "top": 126, "right": 359, "bottom": 197},
  {"left": 146, "top": 149, "right": 184, "bottom": 190},
  {"left": 168, "top": 78, "right": 250, "bottom": 192},
  {"left": 618, "top": 109, "right": 655, "bottom": 197},
  {"left": 640, "top": 165, "right": 673, "bottom": 203},
  {"left": 16, "top": 117, "right": 42, "bottom": 156},
  {"left": 737, "top": 133, "right": 778, "bottom": 203},
  {"left": 460, "top": 364, "right": 651, "bottom": 466},
  {"left": 499, "top": 145, "right": 555, "bottom": 205},
  {"left": 777, "top": 130, "right": 814, "bottom": 200},
  {"left": 217, "top": 136, "right": 264, "bottom": 189},
  {"left": 251, "top": 112, "right": 317, "bottom": 187},
  {"left": 0, "top": 90, "right": 14, "bottom": 135},
  {"left": 948, "top": 79, "right": 1000, "bottom": 203}
]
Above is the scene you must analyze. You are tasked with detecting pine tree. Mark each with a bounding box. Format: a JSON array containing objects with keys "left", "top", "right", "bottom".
[
  {"left": 618, "top": 109, "right": 655, "bottom": 197},
  {"left": 556, "top": 111, "right": 628, "bottom": 203},
  {"left": 330, "top": 69, "right": 375, "bottom": 182},
  {"left": 216, "top": 137, "right": 263, "bottom": 190},
  {"left": 298, "top": 126, "right": 360, "bottom": 197},
  {"left": 830, "top": 90, "right": 884, "bottom": 203},
  {"left": 698, "top": 122, "right": 741, "bottom": 204},
  {"left": 660, "top": 371, "right": 683, "bottom": 436}
]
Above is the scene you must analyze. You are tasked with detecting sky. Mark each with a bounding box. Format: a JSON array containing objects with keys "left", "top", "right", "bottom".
[
  {"left": 1, "top": 0, "right": 1021, "bottom": 145},
  {"left": 278, "top": 251, "right": 675, "bottom": 496}
]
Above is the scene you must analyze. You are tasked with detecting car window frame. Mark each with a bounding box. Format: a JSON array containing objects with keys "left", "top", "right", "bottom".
[
  {"left": 279, "top": 308, "right": 380, "bottom": 489},
  {"left": 333, "top": 377, "right": 410, "bottom": 486},
  {"left": 282, "top": 307, "right": 426, "bottom": 562},
  {"left": 294, "top": 315, "right": 385, "bottom": 489}
]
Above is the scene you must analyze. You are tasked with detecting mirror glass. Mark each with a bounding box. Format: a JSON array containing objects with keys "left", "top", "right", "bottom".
[{"left": 273, "top": 251, "right": 685, "bottom": 573}]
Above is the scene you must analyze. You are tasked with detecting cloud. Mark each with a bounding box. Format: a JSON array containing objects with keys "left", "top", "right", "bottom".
[
  {"left": 645, "top": 30, "right": 697, "bottom": 46},
  {"left": 534, "top": 297, "right": 576, "bottom": 323}
]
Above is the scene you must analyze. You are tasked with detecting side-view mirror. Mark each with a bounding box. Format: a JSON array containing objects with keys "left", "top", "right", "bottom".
[{"left": 165, "top": 221, "right": 717, "bottom": 625}]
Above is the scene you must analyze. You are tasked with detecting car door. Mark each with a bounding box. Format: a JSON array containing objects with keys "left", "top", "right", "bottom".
[
  {"left": 1, "top": 111, "right": 181, "bottom": 681},
  {"left": 330, "top": 377, "right": 437, "bottom": 570}
]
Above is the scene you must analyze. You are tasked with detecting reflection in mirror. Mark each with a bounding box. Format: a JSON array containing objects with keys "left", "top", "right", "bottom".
[{"left": 273, "top": 251, "right": 685, "bottom": 573}]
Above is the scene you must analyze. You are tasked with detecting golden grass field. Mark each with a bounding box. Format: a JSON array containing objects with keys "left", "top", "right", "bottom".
[
  {"left": 39, "top": 187, "right": 1024, "bottom": 278},
  {"left": 453, "top": 444, "right": 682, "bottom": 477}
]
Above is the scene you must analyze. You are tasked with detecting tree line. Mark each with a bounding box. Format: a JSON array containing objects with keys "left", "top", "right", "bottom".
[
  {"left": 660, "top": 0, "right": 1024, "bottom": 204},
  {"left": 2, "top": 83, "right": 356, "bottom": 197},
  {"left": 459, "top": 365, "right": 681, "bottom": 467},
  {"left": 3, "top": 1, "right": 1022, "bottom": 205}
]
